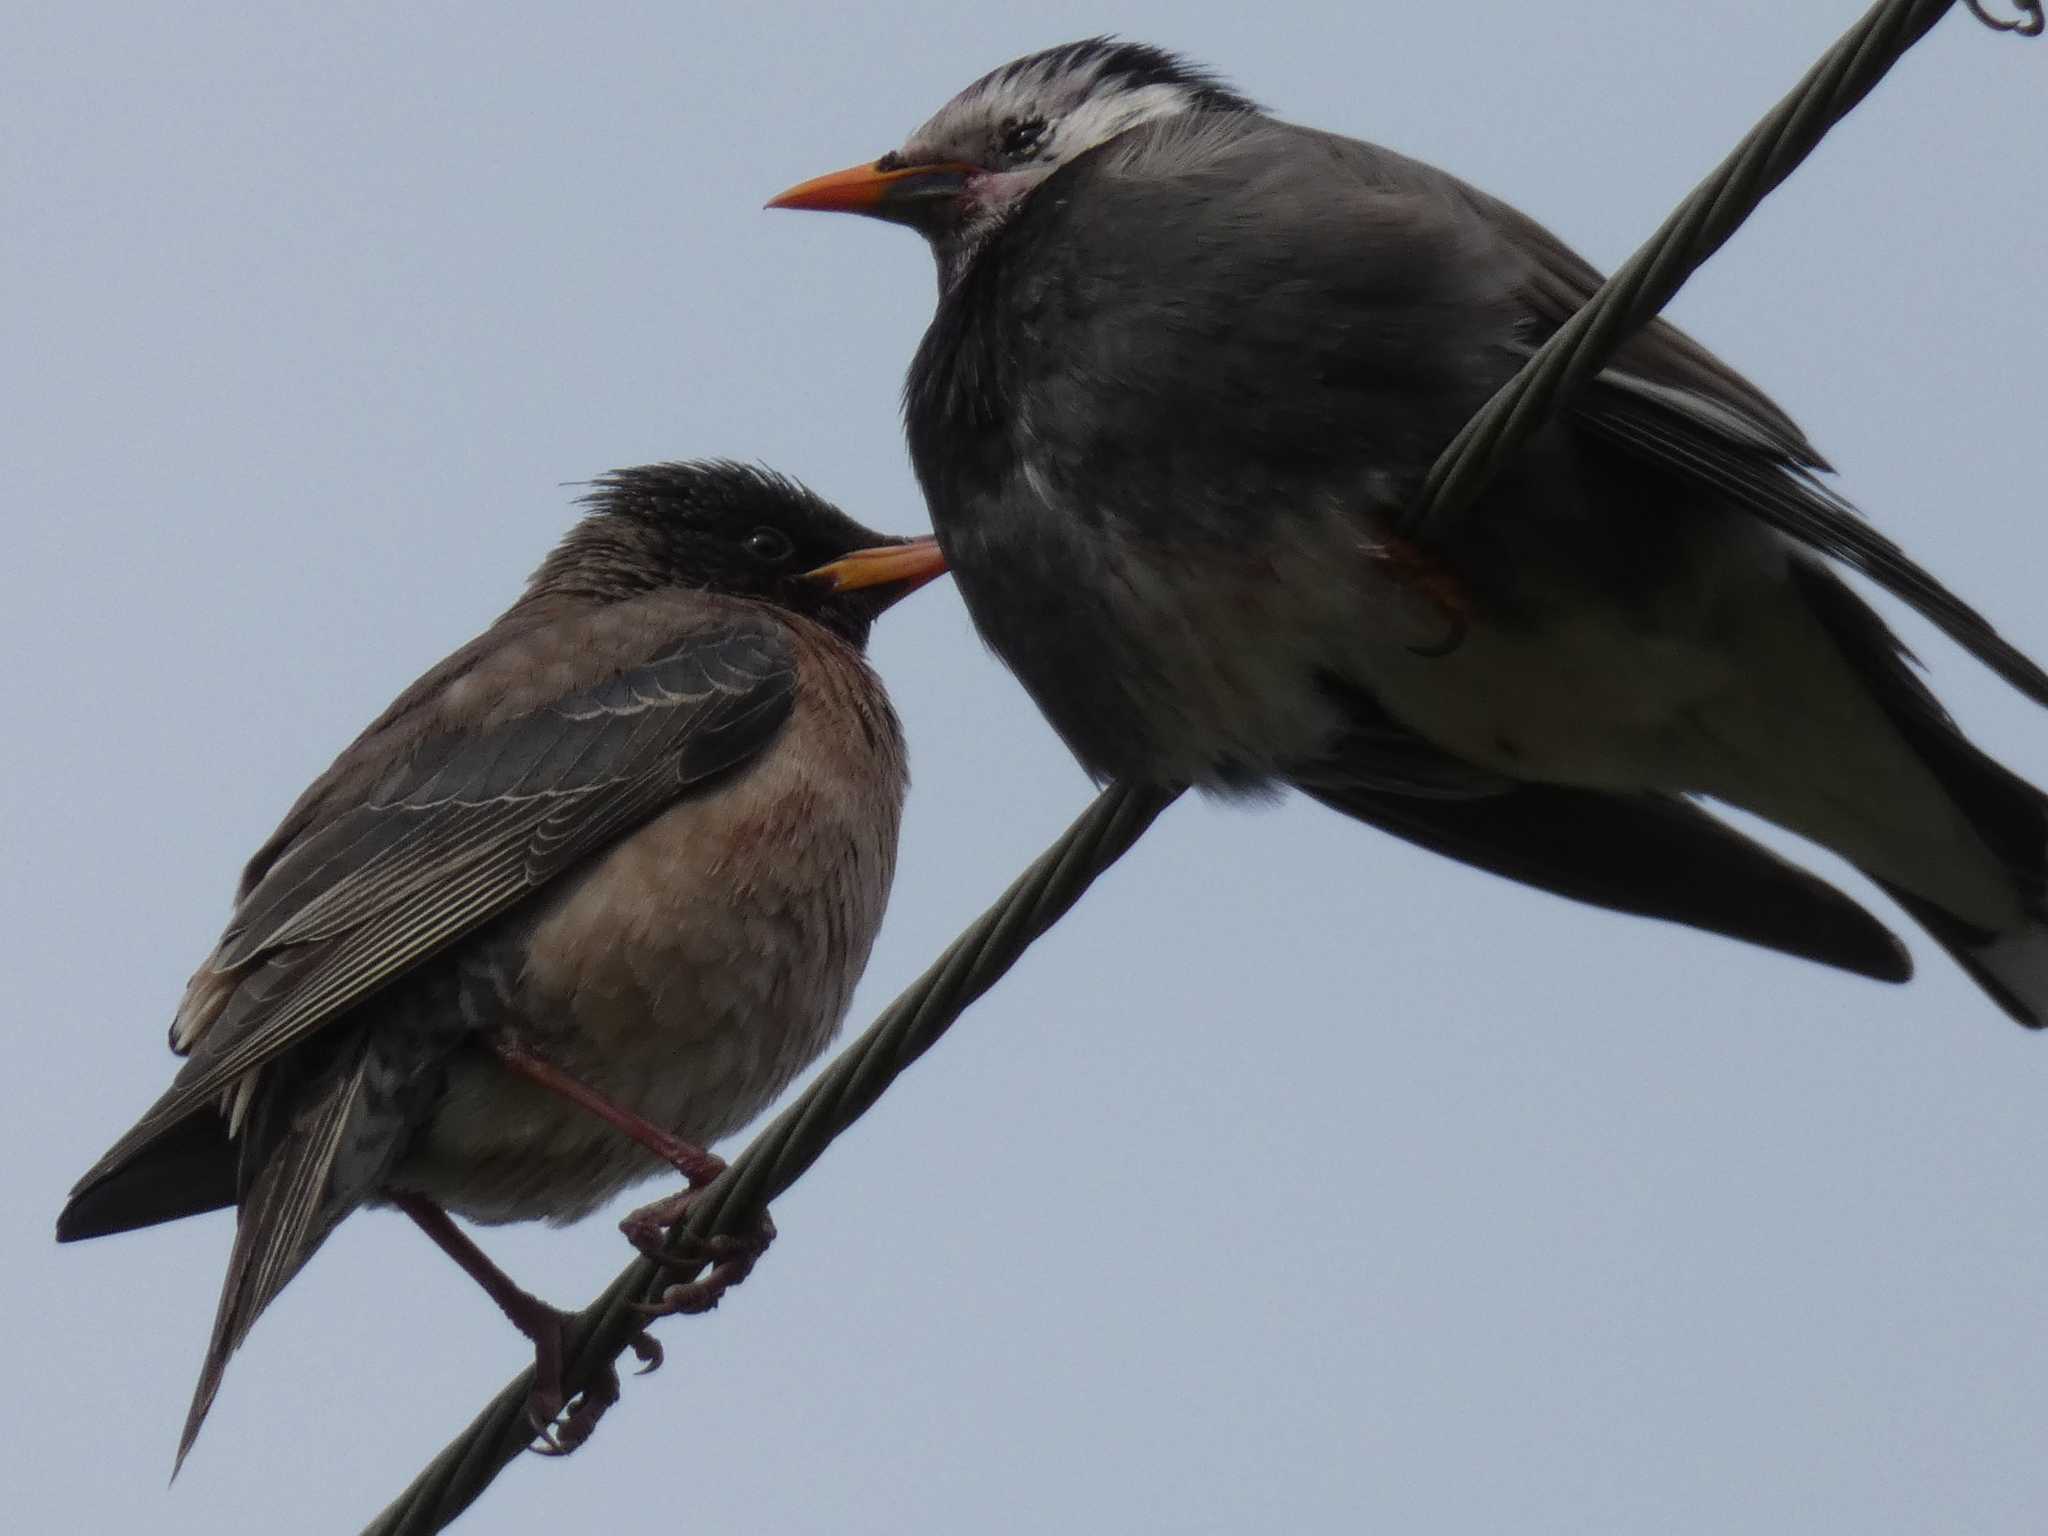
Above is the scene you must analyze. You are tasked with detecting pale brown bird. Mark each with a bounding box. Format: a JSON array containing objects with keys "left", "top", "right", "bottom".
[{"left": 56, "top": 461, "right": 945, "bottom": 1465}]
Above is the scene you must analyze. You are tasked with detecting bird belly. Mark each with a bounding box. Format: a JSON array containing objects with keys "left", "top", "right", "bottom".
[
  {"left": 1356, "top": 539, "right": 2022, "bottom": 929},
  {"left": 999, "top": 503, "right": 1462, "bottom": 788},
  {"left": 1064, "top": 506, "right": 1723, "bottom": 792},
  {"left": 390, "top": 709, "right": 900, "bottom": 1226},
  {"left": 1355, "top": 613, "right": 1733, "bottom": 788}
]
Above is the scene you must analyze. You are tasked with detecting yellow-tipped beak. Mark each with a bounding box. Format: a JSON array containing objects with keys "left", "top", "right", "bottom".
[
  {"left": 767, "top": 161, "right": 976, "bottom": 219},
  {"left": 802, "top": 536, "right": 948, "bottom": 595}
]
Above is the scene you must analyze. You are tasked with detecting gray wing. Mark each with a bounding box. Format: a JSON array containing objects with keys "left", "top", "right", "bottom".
[
  {"left": 76, "top": 615, "right": 796, "bottom": 1189},
  {"left": 1448, "top": 166, "right": 2048, "bottom": 705},
  {"left": 1300, "top": 775, "right": 1913, "bottom": 982},
  {"left": 1567, "top": 365, "right": 2048, "bottom": 703},
  {"left": 1294, "top": 684, "right": 1912, "bottom": 982},
  {"left": 1032, "top": 119, "right": 2045, "bottom": 703}
]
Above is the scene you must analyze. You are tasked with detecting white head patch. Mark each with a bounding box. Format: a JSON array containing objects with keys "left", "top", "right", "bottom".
[{"left": 900, "top": 38, "right": 1256, "bottom": 178}]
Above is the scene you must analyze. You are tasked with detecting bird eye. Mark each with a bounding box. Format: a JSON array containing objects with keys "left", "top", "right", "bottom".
[
  {"left": 997, "top": 115, "right": 1048, "bottom": 161},
  {"left": 744, "top": 527, "right": 794, "bottom": 563}
]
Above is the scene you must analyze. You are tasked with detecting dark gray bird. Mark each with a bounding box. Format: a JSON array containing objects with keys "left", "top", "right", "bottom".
[
  {"left": 56, "top": 461, "right": 944, "bottom": 1465},
  {"left": 771, "top": 37, "right": 2048, "bottom": 1024}
]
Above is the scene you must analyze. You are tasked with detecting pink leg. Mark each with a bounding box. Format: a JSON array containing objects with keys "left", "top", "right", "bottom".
[
  {"left": 486, "top": 1038, "right": 774, "bottom": 1319},
  {"left": 391, "top": 1191, "right": 656, "bottom": 1454},
  {"left": 489, "top": 1038, "right": 726, "bottom": 1185}
]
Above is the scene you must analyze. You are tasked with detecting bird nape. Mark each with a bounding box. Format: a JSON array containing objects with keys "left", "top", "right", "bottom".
[
  {"left": 770, "top": 35, "right": 2048, "bottom": 1026},
  {"left": 55, "top": 460, "right": 945, "bottom": 1468}
]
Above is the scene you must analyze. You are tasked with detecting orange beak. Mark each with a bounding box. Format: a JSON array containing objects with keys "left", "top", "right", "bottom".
[
  {"left": 801, "top": 535, "right": 948, "bottom": 596},
  {"left": 767, "top": 160, "right": 977, "bottom": 223}
]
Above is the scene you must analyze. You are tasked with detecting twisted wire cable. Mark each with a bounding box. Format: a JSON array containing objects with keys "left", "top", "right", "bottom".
[
  {"left": 362, "top": 3, "right": 2036, "bottom": 1529},
  {"left": 1413, "top": 0, "right": 2031, "bottom": 538},
  {"left": 363, "top": 783, "right": 1180, "bottom": 1535}
]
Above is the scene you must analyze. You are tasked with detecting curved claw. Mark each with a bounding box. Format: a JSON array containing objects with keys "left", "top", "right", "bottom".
[
  {"left": 526, "top": 1404, "right": 566, "bottom": 1457},
  {"left": 512, "top": 1304, "right": 631, "bottom": 1456},
  {"left": 630, "top": 1330, "right": 665, "bottom": 1377},
  {"left": 548, "top": 1365, "right": 623, "bottom": 1454},
  {"left": 1405, "top": 607, "right": 1469, "bottom": 659},
  {"left": 1366, "top": 535, "right": 1474, "bottom": 660},
  {"left": 520, "top": 1310, "right": 570, "bottom": 1453},
  {"left": 619, "top": 1189, "right": 700, "bottom": 1263}
]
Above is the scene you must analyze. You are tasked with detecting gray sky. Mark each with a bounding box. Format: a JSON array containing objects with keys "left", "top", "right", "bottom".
[{"left": 6, "top": 4, "right": 2046, "bottom": 1531}]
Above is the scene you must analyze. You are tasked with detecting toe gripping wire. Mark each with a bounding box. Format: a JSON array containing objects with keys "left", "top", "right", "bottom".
[
  {"left": 362, "top": 3, "right": 2037, "bottom": 1530},
  {"left": 361, "top": 783, "right": 1181, "bottom": 1536}
]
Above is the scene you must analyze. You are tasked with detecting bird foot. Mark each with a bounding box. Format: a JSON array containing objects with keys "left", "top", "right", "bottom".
[
  {"left": 620, "top": 1192, "right": 778, "bottom": 1319},
  {"left": 1367, "top": 534, "right": 1472, "bottom": 657},
  {"left": 391, "top": 1192, "right": 656, "bottom": 1456},
  {"left": 517, "top": 1299, "right": 662, "bottom": 1456}
]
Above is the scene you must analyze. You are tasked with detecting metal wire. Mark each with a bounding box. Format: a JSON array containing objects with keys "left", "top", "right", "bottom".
[
  {"left": 1412, "top": 0, "right": 2030, "bottom": 541},
  {"left": 361, "top": 783, "right": 1181, "bottom": 1535},
  {"left": 361, "top": 2, "right": 2036, "bottom": 1529}
]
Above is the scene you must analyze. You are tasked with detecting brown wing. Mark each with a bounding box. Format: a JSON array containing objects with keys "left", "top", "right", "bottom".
[{"left": 67, "top": 613, "right": 796, "bottom": 1200}]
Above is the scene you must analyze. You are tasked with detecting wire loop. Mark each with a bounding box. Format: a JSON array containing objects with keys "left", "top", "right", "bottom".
[{"left": 1963, "top": 1, "right": 2044, "bottom": 35}]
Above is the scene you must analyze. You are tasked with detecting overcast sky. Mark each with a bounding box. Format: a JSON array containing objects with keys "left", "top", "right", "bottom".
[{"left": 6, "top": 4, "right": 2046, "bottom": 1532}]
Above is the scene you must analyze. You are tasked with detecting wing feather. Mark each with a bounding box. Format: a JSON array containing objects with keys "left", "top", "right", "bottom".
[
  {"left": 1570, "top": 369, "right": 2048, "bottom": 704},
  {"left": 73, "top": 615, "right": 796, "bottom": 1197},
  {"left": 1457, "top": 160, "right": 2048, "bottom": 706}
]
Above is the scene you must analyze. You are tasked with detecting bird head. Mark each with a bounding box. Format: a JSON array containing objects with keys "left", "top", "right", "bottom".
[
  {"left": 768, "top": 38, "right": 1254, "bottom": 284},
  {"left": 536, "top": 462, "right": 945, "bottom": 644}
]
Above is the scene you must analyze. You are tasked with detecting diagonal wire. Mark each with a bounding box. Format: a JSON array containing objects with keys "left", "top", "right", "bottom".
[
  {"left": 361, "top": 782, "right": 1181, "bottom": 1536},
  {"left": 1411, "top": 0, "right": 2034, "bottom": 540},
  {"left": 361, "top": 2, "right": 2037, "bottom": 1531}
]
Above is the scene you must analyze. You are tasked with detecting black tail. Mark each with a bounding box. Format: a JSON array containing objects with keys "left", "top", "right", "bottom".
[
  {"left": 176, "top": 1049, "right": 377, "bottom": 1472},
  {"left": 56, "top": 1109, "right": 237, "bottom": 1242},
  {"left": 1792, "top": 561, "right": 2048, "bottom": 1027}
]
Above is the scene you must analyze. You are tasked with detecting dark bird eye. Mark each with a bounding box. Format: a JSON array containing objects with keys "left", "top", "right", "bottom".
[
  {"left": 998, "top": 115, "right": 1048, "bottom": 160},
  {"left": 744, "top": 527, "right": 794, "bottom": 563}
]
